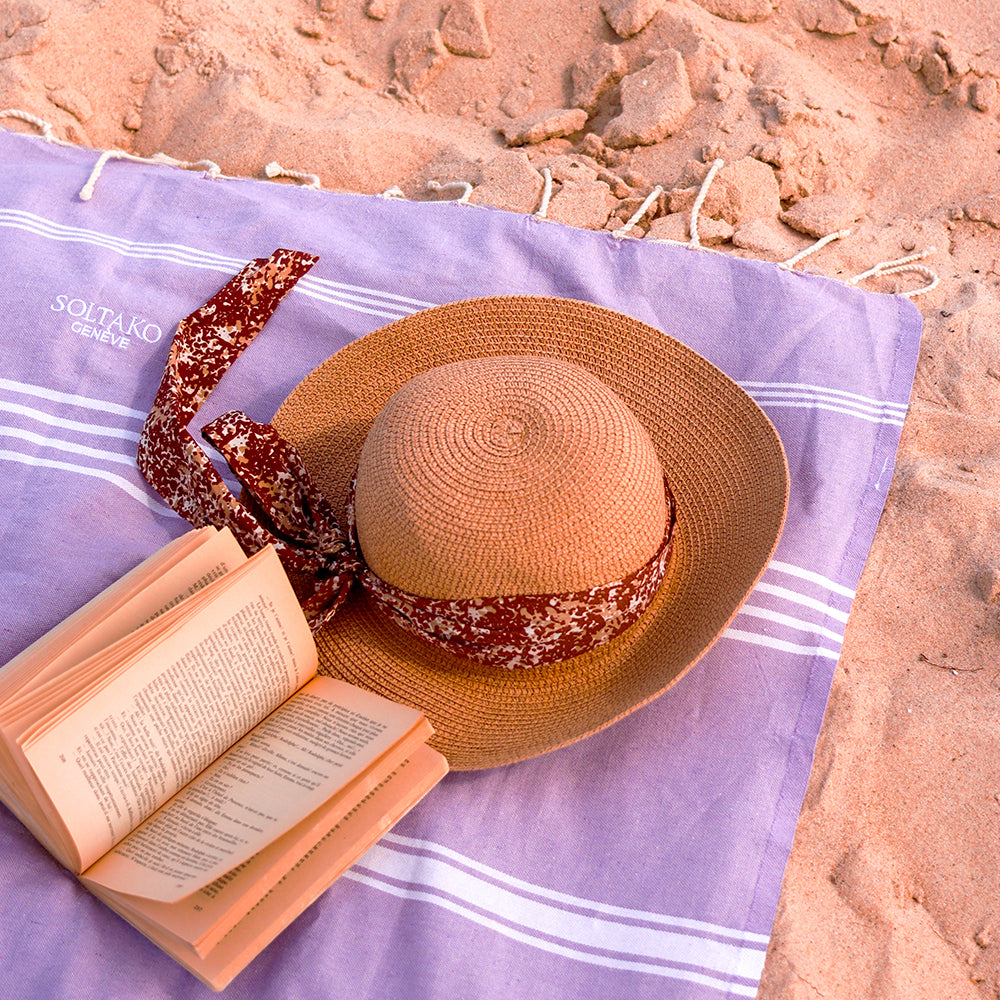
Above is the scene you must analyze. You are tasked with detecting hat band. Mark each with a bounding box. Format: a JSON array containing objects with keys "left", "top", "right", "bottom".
[
  {"left": 138, "top": 249, "right": 675, "bottom": 668},
  {"left": 343, "top": 473, "right": 675, "bottom": 668}
]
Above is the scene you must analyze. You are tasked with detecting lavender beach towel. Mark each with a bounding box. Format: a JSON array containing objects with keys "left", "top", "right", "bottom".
[{"left": 0, "top": 128, "right": 921, "bottom": 999}]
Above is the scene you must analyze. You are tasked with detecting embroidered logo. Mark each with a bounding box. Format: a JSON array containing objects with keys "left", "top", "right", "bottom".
[{"left": 50, "top": 294, "right": 163, "bottom": 350}]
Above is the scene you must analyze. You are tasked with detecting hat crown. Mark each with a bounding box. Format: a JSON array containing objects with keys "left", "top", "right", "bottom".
[{"left": 354, "top": 355, "right": 667, "bottom": 599}]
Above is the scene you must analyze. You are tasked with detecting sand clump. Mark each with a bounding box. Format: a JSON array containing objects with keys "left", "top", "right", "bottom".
[
  {"left": 600, "top": 0, "right": 669, "bottom": 39},
  {"left": 467, "top": 149, "right": 544, "bottom": 214},
  {"left": 692, "top": 0, "right": 776, "bottom": 22},
  {"left": 546, "top": 173, "right": 618, "bottom": 229},
  {"left": 964, "top": 197, "right": 1000, "bottom": 229},
  {"left": 0, "top": 1, "right": 48, "bottom": 59},
  {"left": 2, "top": 0, "right": 1000, "bottom": 997},
  {"left": 668, "top": 156, "right": 782, "bottom": 226},
  {"left": 46, "top": 84, "right": 91, "bottom": 122},
  {"left": 730, "top": 216, "right": 801, "bottom": 255},
  {"left": 570, "top": 43, "right": 628, "bottom": 113},
  {"left": 969, "top": 77, "right": 1000, "bottom": 114},
  {"left": 392, "top": 28, "right": 450, "bottom": 95},
  {"left": 603, "top": 49, "right": 695, "bottom": 148},
  {"left": 779, "top": 192, "right": 862, "bottom": 237},
  {"left": 440, "top": 0, "right": 492, "bottom": 58},
  {"left": 500, "top": 107, "right": 588, "bottom": 146},
  {"left": 794, "top": 0, "right": 858, "bottom": 35}
]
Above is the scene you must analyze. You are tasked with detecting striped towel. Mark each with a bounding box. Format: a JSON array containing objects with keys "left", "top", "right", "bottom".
[{"left": 0, "top": 128, "right": 920, "bottom": 1000}]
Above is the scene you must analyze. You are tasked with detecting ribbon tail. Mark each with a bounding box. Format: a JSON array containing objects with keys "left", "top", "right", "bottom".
[
  {"left": 136, "top": 249, "right": 361, "bottom": 633},
  {"left": 137, "top": 249, "right": 317, "bottom": 554},
  {"left": 201, "top": 408, "right": 350, "bottom": 572}
]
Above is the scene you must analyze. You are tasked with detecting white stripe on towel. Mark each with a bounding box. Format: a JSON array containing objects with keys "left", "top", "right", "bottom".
[
  {"left": 344, "top": 833, "right": 766, "bottom": 997},
  {"left": 0, "top": 450, "right": 171, "bottom": 513},
  {"left": 0, "top": 209, "right": 436, "bottom": 320}
]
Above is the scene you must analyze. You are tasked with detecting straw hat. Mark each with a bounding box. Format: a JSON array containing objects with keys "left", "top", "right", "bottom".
[{"left": 271, "top": 296, "right": 788, "bottom": 769}]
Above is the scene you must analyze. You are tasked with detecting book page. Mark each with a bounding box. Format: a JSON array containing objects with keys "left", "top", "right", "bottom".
[
  {"left": 6, "top": 555, "right": 286, "bottom": 744},
  {"left": 0, "top": 564, "right": 283, "bottom": 875},
  {"left": 0, "top": 527, "right": 245, "bottom": 701},
  {"left": 1, "top": 558, "right": 258, "bottom": 743},
  {"left": 83, "top": 677, "right": 427, "bottom": 902},
  {"left": 84, "top": 745, "right": 448, "bottom": 992},
  {"left": 81, "top": 712, "right": 434, "bottom": 953},
  {"left": 19, "top": 546, "right": 316, "bottom": 872},
  {"left": 189, "top": 745, "right": 448, "bottom": 991}
]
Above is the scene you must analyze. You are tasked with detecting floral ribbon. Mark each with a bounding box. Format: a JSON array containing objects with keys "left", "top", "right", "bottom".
[{"left": 138, "top": 249, "right": 676, "bottom": 668}]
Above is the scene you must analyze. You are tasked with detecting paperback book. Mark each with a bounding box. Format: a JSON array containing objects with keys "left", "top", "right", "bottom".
[{"left": 0, "top": 526, "right": 448, "bottom": 989}]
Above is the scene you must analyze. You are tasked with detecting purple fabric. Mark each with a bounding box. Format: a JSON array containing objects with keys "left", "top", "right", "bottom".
[{"left": 0, "top": 129, "right": 921, "bottom": 999}]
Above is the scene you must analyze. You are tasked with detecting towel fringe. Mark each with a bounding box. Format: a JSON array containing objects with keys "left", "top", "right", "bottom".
[
  {"left": 2, "top": 108, "right": 224, "bottom": 199},
  {"left": 779, "top": 229, "right": 851, "bottom": 270},
  {"left": 0, "top": 116, "right": 943, "bottom": 300},
  {"left": 264, "top": 161, "right": 321, "bottom": 189},
  {"left": 427, "top": 179, "right": 473, "bottom": 204},
  {"left": 0, "top": 108, "right": 55, "bottom": 141},
  {"left": 688, "top": 158, "right": 724, "bottom": 249},
  {"left": 79, "top": 148, "right": 223, "bottom": 201},
  {"left": 847, "top": 249, "right": 940, "bottom": 298},
  {"left": 534, "top": 167, "right": 554, "bottom": 219},
  {"left": 612, "top": 185, "right": 663, "bottom": 239},
  {"left": 613, "top": 159, "right": 723, "bottom": 246}
]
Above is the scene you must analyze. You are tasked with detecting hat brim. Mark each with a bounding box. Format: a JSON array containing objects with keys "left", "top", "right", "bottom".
[{"left": 272, "top": 296, "right": 789, "bottom": 769}]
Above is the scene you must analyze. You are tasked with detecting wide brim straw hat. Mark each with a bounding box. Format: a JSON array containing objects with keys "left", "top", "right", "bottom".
[{"left": 271, "top": 296, "right": 789, "bottom": 770}]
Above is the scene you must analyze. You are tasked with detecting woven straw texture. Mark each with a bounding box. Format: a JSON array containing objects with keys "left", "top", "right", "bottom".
[
  {"left": 272, "top": 296, "right": 789, "bottom": 769},
  {"left": 355, "top": 355, "right": 667, "bottom": 598}
]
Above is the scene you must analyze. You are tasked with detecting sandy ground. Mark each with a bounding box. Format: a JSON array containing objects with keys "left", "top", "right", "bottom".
[{"left": 2, "top": 0, "right": 1000, "bottom": 996}]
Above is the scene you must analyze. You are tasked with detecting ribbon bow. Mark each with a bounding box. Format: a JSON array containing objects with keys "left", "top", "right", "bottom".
[
  {"left": 138, "top": 250, "right": 675, "bottom": 667},
  {"left": 137, "top": 250, "right": 355, "bottom": 631}
]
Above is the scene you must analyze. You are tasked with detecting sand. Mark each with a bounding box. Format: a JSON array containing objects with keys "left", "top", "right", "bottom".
[{"left": 2, "top": 0, "right": 999, "bottom": 995}]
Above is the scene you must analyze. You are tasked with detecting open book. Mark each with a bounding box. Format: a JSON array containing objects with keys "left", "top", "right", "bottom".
[{"left": 0, "top": 526, "right": 448, "bottom": 990}]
